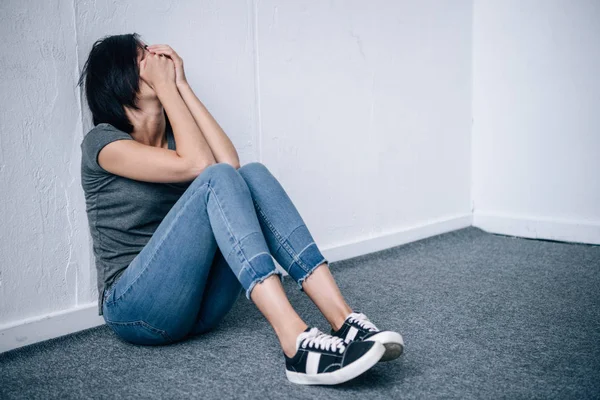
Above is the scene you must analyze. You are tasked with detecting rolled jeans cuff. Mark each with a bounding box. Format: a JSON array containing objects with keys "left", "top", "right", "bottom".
[
  {"left": 245, "top": 266, "right": 284, "bottom": 300},
  {"left": 290, "top": 241, "right": 329, "bottom": 291}
]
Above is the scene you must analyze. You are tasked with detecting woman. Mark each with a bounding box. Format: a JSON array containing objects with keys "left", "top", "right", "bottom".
[{"left": 78, "top": 33, "right": 403, "bottom": 385}]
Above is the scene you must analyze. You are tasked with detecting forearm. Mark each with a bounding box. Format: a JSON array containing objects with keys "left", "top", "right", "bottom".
[
  {"left": 156, "top": 83, "right": 216, "bottom": 166},
  {"left": 177, "top": 82, "right": 240, "bottom": 168}
]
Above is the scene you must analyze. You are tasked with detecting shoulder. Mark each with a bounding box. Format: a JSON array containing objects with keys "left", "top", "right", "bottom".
[
  {"left": 80, "top": 123, "right": 133, "bottom": 174},
  {"left": 83, "top": 123, "right": 127, "bottom": 139},
  {"left": 81, "top": 123, "right": 133, "bottom": 147}
]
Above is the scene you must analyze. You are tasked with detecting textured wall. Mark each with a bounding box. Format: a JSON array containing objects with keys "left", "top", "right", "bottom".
[
  {"left": 1, "top": 0, "right": 473, "bottom": 327},
  {"left": 0, "top": 0, "right": 88, "bottom": 323},
  {"left": 472, "top": 0, "right": 600, "bottom": 232}
]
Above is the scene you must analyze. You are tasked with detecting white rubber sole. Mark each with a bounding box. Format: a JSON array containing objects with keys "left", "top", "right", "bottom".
[
  {"left": 366, "top": 331, "right": 404, "bottom": 361},
  {"left": 285, "top": 341, "right": 385, "bottom": 385}
]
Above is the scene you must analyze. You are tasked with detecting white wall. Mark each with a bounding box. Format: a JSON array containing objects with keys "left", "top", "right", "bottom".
[
  {"left": 255, "top": 0, "right": 472, "bottom": 247},
  {"left": 472, "top": 0, "right": 600, "bottom": 244},
  {"left": 1, "top": 0, "right": 473, "bottom": 350},
  {"left": 0, "top": 1, "right": 89, "bottom": 326}
]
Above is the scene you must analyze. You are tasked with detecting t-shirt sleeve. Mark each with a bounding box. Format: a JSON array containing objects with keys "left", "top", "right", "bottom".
[{"left": 81, "top": 124, "right": 134, "bottom": 174}]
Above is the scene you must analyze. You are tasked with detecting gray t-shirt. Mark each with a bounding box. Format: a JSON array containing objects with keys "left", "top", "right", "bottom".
[{"left": 80, "top": 122, "right": 192, "bottom": 315}]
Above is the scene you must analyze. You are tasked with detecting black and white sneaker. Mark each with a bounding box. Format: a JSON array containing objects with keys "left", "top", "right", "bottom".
[
  {"left": 331, "top": 312, "right": 404, "bottom": 362},
  {"left": 284, "top": 327, "right": 385, "bottom": 385}
]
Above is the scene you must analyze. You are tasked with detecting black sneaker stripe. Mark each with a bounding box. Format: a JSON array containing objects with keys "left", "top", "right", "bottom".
[
  {"left": 288, "top": 350, "right": 309, "bottom": 374},
  {"left": 334, "top": 323, "right": 350, "bottom": 339},
  {"left": 318, "top": 353, "right": 343, "bottom": 373}
]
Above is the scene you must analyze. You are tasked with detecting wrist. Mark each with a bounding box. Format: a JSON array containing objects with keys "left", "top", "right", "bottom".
[
  {"left": 154, "top": 82, "right": 178, "bottom": 97},
  {"left": 176, "top": 80, "right": 190, "bottom": 90}
]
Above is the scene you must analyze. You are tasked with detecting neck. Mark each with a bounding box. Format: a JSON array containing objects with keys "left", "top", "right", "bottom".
[{"left": 125, "top": 97, "right": 167, "bottom": 148}]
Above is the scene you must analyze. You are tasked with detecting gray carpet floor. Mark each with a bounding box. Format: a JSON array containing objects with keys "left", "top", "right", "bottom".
[{"left": 1, "top": 227, "right": 599, "bottom": 399}]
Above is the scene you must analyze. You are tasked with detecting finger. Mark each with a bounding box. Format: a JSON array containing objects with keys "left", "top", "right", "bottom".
[
  {"left": 148, "top": 49, "right": 181, "bottom": 64},
  {"left": 147, "top": 46, "right": 171, "bottom": 54},
  {"left": 153, "top": 52, "right": 170, "bottom": 61},
  {"left": 147, "top": 44, "right": 172, "bottom": 50},
  {"left": 148, "top": 45, "right": 179, "bottom": 58},
  {"left": 149, "top": 48, "right": 175, "bottom": 57}
]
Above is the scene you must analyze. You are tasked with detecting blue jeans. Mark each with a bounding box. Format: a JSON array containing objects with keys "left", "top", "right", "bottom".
[{"left": 102, "top": 162, "right": 328, "bottom": 345}]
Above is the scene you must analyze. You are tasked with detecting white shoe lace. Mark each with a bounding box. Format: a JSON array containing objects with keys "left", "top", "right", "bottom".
[
  {"left": 299, "top": 327, "right": 346, "bottom": 354},
  {"left": 348, "top": 312, "right": 379, "bottom": 332}
]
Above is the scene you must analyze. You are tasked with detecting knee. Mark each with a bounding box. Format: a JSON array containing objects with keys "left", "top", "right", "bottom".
[
  {"left": 186, "top": 162, "right": 238, "bottom": 194},
  {"left": 206, "top": 162, "right": 238, "bottom": 174},
  {"left": 195, "top": 162, "right": 238, "bottom": 183},
  {"left": 239, "top": 161, "right": 267, "bottom": 171},
  {"left": 238, "top": 161, "right": 268, "bottom": 178}
]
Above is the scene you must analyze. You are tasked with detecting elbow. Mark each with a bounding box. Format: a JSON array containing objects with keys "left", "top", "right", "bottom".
[{"left": 189, "top": 160, "right": 215, "bottom": 178}]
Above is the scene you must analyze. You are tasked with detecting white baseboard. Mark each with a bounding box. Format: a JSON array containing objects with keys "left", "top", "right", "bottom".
[
  {"left": 0, "top": 304, "right": 107, "bottom": 354},
  {"left": 321, "top": 214, "right": 473, "bottom": 263},
  {"left": 0, "top": 213, "right": 472, "bottom": 354},
  {"left": 473, "top": 211, "right": 600, "bottom": 245}
]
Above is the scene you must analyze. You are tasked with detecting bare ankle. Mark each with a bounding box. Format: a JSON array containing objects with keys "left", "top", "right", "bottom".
[
  {"left": 283, "top": 343, "right": 297, "bottom": 359},
  {"left": 328, "top": 306, "right": 352, "bottom": 331},
  {"left": 279, "top": 322, "right": 308, "bottom": 358}
]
